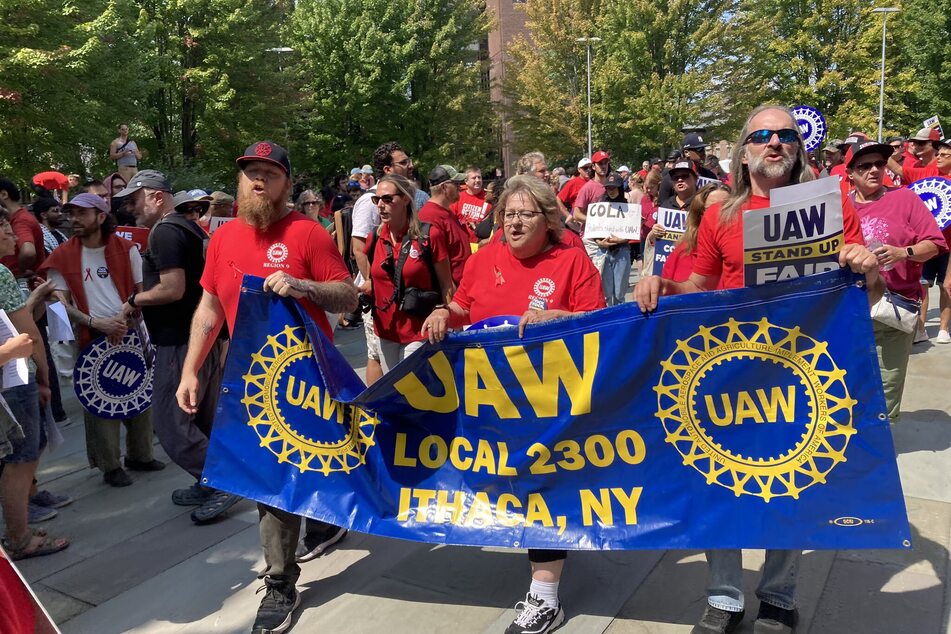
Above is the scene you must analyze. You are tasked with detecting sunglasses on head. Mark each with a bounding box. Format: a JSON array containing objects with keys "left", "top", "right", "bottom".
[
  {"left": 371, "top": 194, "right": 402, "bottom": 205},
  {"left": 744, "top": 128, "right": 799, "bottom": 145}
]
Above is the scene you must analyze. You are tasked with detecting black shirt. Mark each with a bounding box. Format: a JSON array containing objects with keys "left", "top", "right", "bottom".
[
  {"left": 141, "top": 215, "right": 207, "bottom": 346},
  {"left": 659, "top": 194, "right": 694, "bottom": 211}
]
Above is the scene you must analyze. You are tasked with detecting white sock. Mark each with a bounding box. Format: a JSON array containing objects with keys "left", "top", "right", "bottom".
[{"left": 529, "top": 579, "right": 559, "bottom": 607}]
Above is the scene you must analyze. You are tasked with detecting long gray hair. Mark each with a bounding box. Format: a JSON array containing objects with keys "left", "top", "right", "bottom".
[{"left": 720, "top": 105, "right": 815, "bottom": 225}]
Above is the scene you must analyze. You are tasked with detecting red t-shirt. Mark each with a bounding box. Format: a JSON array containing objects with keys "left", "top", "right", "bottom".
[
  {"left": 641, "top": 197, "right": 657, "bottom": 242},
  {"left": 200, "top": 211, "right": 350, "bottom": 338},
  {"left": 693, "top": 192, "right": 864, "bottom": 290},
  {"left": 451, "top": 190, "right": 492, "bottom": 242},
  {"left": 661, "top": 241, "right": 696, "bottom": 283},
  {"left": 418, "top": 200, "right": 470, "bottom": 285},
  {"left": 453, "top": 241, "right": 605, "bottom": 323},
  {"left": 366, "top": 223, "right": 447, "bottom": 344},
  {"left": 904, "top": 162, "right": 942, "bottom": 185},
  {"left": 573, "top": 180, "right": 606, "bottom": 215},
  {"left": 0, "top": 558, "right": 34, "bottom": 633},
  {"left": 557, "top": 176, "right": 587, "bottom": 209},
  {"left": 855, "top": 187, "right": 948, "bottom": 299},
  {"left": 0, "top": 207, "right": 46, "bottom": 277}
]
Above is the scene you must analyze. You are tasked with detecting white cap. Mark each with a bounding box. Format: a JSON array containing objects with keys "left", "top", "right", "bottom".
[
  {"left": 577, "top": 157, "right": 592, "bottom": 169},
  {"left": 617, "top": 165, "right": 630, "bottom": 173}
]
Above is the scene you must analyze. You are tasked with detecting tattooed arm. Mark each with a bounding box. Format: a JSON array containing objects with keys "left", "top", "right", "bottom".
[
  {"left": 176, "top": 290, "right": 226, "bottom": 414},
  {"left": 262, "top": 272, "right": 359, "bottom": 313}
]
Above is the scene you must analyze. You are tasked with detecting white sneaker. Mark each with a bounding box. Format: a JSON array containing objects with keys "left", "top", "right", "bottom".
[
  {"left": 914, "top": 327, "right": 929, "bottom": 344},
  {"left": 937, "top": 330, "right": 951, "bottom": 344}
]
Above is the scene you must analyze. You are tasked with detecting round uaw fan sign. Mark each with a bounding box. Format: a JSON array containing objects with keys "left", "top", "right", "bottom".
[
  {"left": 654, "top": 318, "right": 857, "bottom": 502},
  {"left": 74, "top": 329, "right": 153, "bottom": 419},
  {"left": 242, "top": 325, "right": 378, "bottom": 474},
  {"left": 792, "top": 105, "right": 827, "bottom": 153},
  {"left": 909, "top": 177, "right": 951, "bottom": 230}
]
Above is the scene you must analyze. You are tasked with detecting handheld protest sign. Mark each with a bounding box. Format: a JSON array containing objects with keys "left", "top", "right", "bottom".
[
  {"left": 583, "top": 202, "right": 641, "bottom": 240},
  {"left": 115, "top": 226, "right": 150, "bottom": 253},
  {"left": 909, "top": 177, "right": 951, "bottom": 230},
  {"left": 74, "top": 329, "right": 153, "bottom": 419},
  {"left": 651, "top": 207, "right": 687, "bottom": 276},
  {"left": 792, "top": 105, "right": 827, "bottom": 153}
]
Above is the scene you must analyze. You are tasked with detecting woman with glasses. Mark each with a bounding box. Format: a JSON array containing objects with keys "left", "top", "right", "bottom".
[
  {"left": 361, "top": 174, "right": 454, "bottom": 373},
  {"left": 421, "top": 175, "right": 605, "bottom": 634},
  {"left": 661, "top": 182, "right": 732, "bottom": 283},
  {"left": 848, "top": 140, "right": 947, "bottom": 421},
  {"left": 296, "top": 189, "right": 329, "bottom": 227}
]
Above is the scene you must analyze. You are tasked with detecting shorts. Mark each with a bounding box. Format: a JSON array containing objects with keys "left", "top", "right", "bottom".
[
  {"left": 2, "top": 382, "right": 45, "bottom": 464},
  {"left": 921, "top": 252, "right": 949, "bottom": 286},
  {"left": 364, "top": 314, "right": 381, "bottom": 362}
]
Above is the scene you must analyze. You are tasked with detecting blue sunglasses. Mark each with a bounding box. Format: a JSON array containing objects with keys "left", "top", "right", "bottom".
[{"left": 744, "top": 128, "right": 799, "bottom": 145}]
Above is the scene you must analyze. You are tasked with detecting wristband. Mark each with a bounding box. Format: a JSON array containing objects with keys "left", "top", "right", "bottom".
[
  {"left": 127, "top": 292, "right": 138, "bottom": 308},
  {"left": 434, "top": 304, "right": 450, "bottom": 311},
  {"left": 88, "top": 315, "right": 94, "bottom": 328}
]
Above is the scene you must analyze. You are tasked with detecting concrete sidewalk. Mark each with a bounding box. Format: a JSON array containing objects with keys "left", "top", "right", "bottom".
[{"left": 13, "top": 285, "right": 951, "bottom": 634}]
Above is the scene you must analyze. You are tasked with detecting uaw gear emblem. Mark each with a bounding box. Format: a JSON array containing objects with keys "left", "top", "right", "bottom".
[
  {"left": 909, "top": 177, "right": 951, "bottom": 230},
  {"left": 242, "top": 326, "right": 379, "bottom": 474},
  {"left": 74, "top": 329, "right": 153, "bottom": 419},
  {"left": 533, "top": 278, "right": 556, "bottom": 298},
  {"left": 792, "top": 105, "right": 827, "bottom": 153},
  {"left": 267, "top": 242, "right": 289, "bottom": 264},
  {"left": 255, "top": 142, "right": 273, "bottom": 157},
  {"left": 654, "top": 318, "right": 856, "bottom": 502}
]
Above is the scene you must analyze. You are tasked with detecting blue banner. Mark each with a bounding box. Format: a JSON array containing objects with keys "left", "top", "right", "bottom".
[{"left": 203, "top": 270, "right": 910, "bottom": 550}]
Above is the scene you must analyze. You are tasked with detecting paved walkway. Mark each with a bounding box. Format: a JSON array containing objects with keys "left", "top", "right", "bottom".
[{"left": 12, "top": 284, "right": 951, "bottom": 634}]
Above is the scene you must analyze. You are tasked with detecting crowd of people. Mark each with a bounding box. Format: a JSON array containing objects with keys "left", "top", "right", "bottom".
[{"left": 0, "top": 104, "right": 949, "bottom": 634}]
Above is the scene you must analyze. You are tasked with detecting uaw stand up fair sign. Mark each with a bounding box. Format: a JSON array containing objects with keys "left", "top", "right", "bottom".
[
  {"left": 202, "top": 266, "right": 911, "bottom": 551},
  {"left": 74, "top": 328, "right": 153, "bottom": 419}
]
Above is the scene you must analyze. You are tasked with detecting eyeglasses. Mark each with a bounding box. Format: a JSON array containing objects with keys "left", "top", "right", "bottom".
[
  {"left": 853, "top": 159, "right": 887, "bottom": 173},
  {"left": 371, "top": 194, "right": 402, "bottom": 205},
  {"left": 937, "top": 152, "right": 951, "bottom": 159},
  {"left": 672, "top": 173, "right": 695, "bottom": 181},
  {"left": 502, "top": 210, "right": 545, "bottom": 223},
  {"left": 301, "top": 201, "right": 320, "bottom": 207},
  {"left": 743, "top": 128, "right": 799, "bottom": 145},
  {"left": 392, "top": 157, "right": 413, "bottom": 167},
  {"left": 911, "top": 139, "right": 931, "bottom": 145}
]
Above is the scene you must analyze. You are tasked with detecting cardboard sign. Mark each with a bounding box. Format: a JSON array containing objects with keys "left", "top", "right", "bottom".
[
  {"left": 651, "top": 207, "right": 687, "bottom": 275},
  {"left": 743, "top": 178, "right": 843, "bottom": 286},
  {"left": 115, "top": 226, "right": 150, "bottom": 253},
  {"left": 924, "top": 115, "right": 943, "bottom": 138},
  {"left": 209, "top": 216, "right": 236, "bottom": 234},
  {"left": 909, "top": 177, "right": 951, "bottom": 230},
  {"left": 696, "top": 176, "right": 721, "bottom": 189},
  {"left": 584, "top": 202, "right": 641, "bottom": 240},
  {"left": 792, "top": 105, "right": 827, "bottom": 152}
]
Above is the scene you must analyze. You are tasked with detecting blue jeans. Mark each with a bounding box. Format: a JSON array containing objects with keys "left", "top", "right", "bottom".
[
  {"left": 600, "top": 246, "right": 632, "bottom": 306},
  {"left": 705, "top": 549, "right": 800, "bottom": 612}
]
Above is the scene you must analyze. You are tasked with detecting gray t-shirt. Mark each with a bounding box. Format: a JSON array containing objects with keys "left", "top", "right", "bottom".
[{"left": 116, "top": 139, "right": 139, "bottom": 167}]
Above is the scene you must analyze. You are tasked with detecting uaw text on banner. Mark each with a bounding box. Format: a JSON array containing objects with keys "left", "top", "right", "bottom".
[
  {"left": 202, "top": 270, "right": 910, "bottom": 552},
  {"left": 744, "top": 178, "right": 844, "bottom": 286}
]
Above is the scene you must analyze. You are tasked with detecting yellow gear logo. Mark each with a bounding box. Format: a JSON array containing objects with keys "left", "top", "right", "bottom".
[
  {"left": 654, "top": 318, "right": 856, "bottom": 501},
  {"left": 242, "top": 325, "right": 378, "bottom": 475}
]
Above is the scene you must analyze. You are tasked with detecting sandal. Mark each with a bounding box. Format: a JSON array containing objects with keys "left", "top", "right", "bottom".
[{"left": 2, "top": 528, "right": 69, "bottom": 561}]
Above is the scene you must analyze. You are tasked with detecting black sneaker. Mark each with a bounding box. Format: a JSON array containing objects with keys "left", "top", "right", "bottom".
[
  {"left": 251, "top": 581, "right": 300, "bottom": 634},
  {"left": 190, "top": 490, "right": 242, "bottom": 525},
  {"left": 505, "top": 593, "right": 565, "bottom": 634},
  {"left": 103, "top": 468, "right": 133, "bottom": 487},
  {"left": 172, "top": 482, "right": 214, "bottom": 506},
  {"left": 753, "top": 602, "right": 798, "bottom": 633},
  {"left": 692, "top": 604, "right": 744, "bottom": 634},
  {"left": 296, "top": 526, "right": 348, "bottom": 562}
]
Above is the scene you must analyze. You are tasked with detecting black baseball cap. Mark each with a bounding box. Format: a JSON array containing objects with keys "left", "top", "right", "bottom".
[
  {"left": 429, "top": 165, "right": 466, "bottom": 187},
  {"left": 847, "top": 140, "right": 893, "bottom": 168},
  {"left": 115, "top": 169, "right": 172, "bottom": 198},
  {"left": 682, "top": 132, "right": 707, "bottom": 150},
  {"left": 604, "top": 172, "right": 625, "bottom": 189},
  {"left": 236, "top": 140, "right": 291, "bottom": 177}
]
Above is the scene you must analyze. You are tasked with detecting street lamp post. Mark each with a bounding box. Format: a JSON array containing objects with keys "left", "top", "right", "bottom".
[
  {"left": 872, "top": 8, "right": 899, "bottom": 142},
  {"left": 576, "top": 36, "right": 601, "bottom": 157},
  {"left": 266, "top": 47, "right": 295, "bottom": 148}
]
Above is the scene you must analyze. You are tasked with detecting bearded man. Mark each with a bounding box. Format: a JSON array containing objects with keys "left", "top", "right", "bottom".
[{"left": 176, "top": 141, "right": 358, "bottom": 634}]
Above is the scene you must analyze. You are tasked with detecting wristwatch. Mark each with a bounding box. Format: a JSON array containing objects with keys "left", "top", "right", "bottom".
[
  {"left": 906, "top": 247, "right": 914, "bottom": 258},
  {"left": 127, "top": 292, "right": 138, "bottom": 308}
]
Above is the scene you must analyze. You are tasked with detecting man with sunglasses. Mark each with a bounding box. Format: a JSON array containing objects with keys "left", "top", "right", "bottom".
[
  {"left": 635, "top": 105, "right": 877, "bottom": 634},
  {"left": 419, "top": 165, "right": 470, "bottom": 285},
  {"left": 177, "top": 141, "right": 357, "bottom": 634},
  {"left": 571, "top": 149, "right": 612, "bottom": 226},
  {"left": 889, "top": 128, "right": 941, "bottom": 183}
]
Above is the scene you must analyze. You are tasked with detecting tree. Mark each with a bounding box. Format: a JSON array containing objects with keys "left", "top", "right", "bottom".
[{"left": 288, "top": 0, "right": 497, "bottom": 182}]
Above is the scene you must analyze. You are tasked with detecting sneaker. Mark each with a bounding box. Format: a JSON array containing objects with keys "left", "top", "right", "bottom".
[
  {"left": 124, "top": 458, "right": 166, "bottom": 472},
  {"left": 190, "top": 490, "right": 242, "bottom": 525},
  {"left": 505, "top": 593, "right": 565, "bottom": 634},
  {"left": 172, "top": 482, "right": 214, "bottom": 506},
  {"left": 914, "top": 326, "right": 929, "bottom": 344},
  {"left": 692, "top": 604, "right": 745, "bottom": 634},
  {"left": 103, "top": 468, "right": 133, "bottom": 487},
  {"left": 753, "top": 602, "right": 798, "bottom": 634},
  {"left": 296, "top": 526, "right": 348, "bottom": 562},
  {"left": 30, "top": 490, "right": 73, "bottom": 509},
  {"left": 937, "top": 330, "right": 951, "bottom": 344},
  {"left": 27, "top": 503, "right": 58, "bottom": 523},
  {"left": 251, "top": 581, "right": 300, "bottom": 634}
]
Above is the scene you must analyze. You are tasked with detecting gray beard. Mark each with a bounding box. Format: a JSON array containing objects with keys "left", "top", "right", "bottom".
[{"left": 747, "top": 148, "right": 796, "bottom": 179}]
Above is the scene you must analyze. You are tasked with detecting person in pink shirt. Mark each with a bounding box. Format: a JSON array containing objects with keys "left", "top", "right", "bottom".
[{"left": 849, "top": 140, "right": 948, "bottom": 422}]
